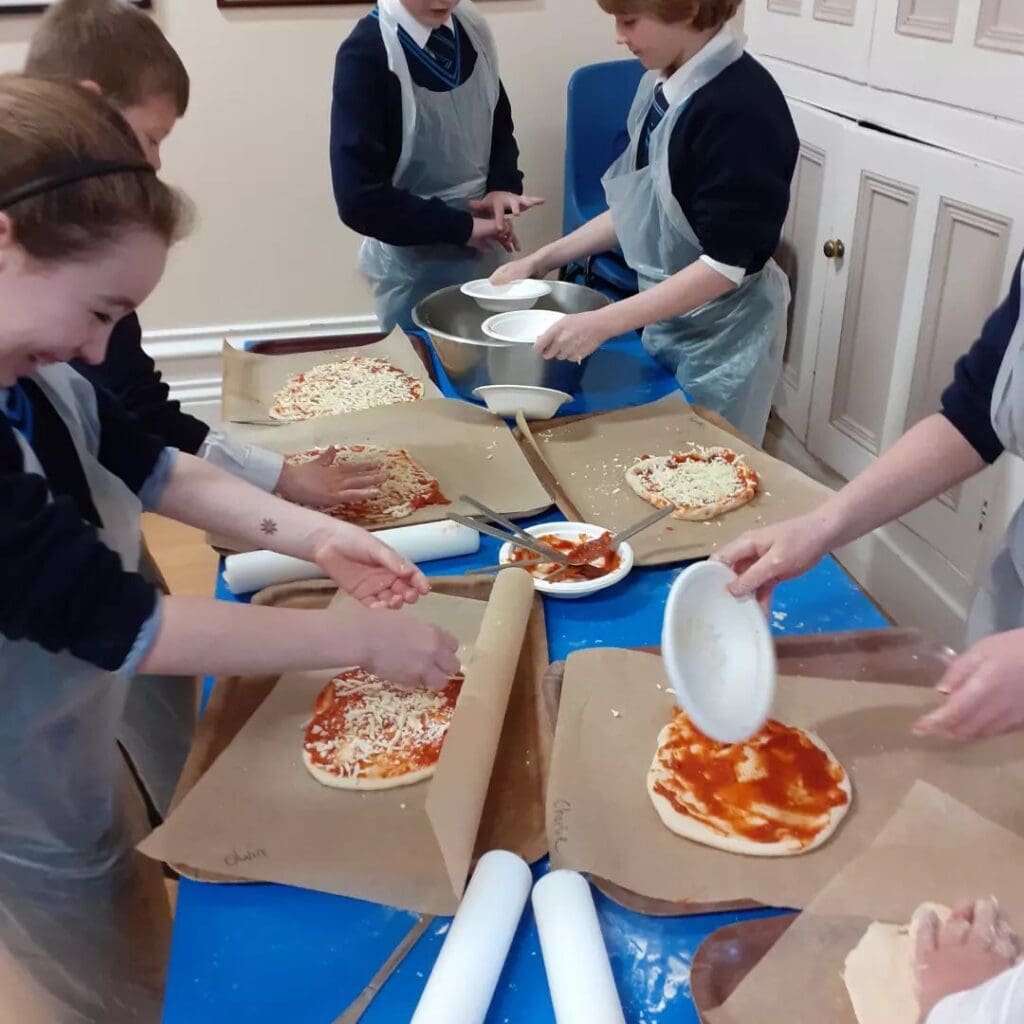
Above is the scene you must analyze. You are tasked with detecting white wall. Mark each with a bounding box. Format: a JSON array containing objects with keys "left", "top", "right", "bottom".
[{"left": 1, "top": 0, "right": 622, "bottom": 335}]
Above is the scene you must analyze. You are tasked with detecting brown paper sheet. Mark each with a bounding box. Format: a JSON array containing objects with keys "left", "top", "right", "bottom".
[
  {"left": 708, "top": 781, "right": 1024, "bottom": 1024},
  {"left": 140, "top": 570, "right": 538, "bottom": 916},
  {"left": 221, "top": 328, "right": 442, "bottom": 425},
  {"left": 520, "top": 393, "right": 833, "bottom": 565},
  {"left": 207, "top": 398, "right": 552, "bottom": 552},
  {"left": 547, "top": 648, "right": 1024, "bottom": 910}
]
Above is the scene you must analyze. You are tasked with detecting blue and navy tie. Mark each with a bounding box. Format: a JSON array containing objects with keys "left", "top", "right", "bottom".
[
  {"left": 636, "top": 84, "right": 669, "bottom": 171},
  {"left": 426, "top": 24, "right": 459, "bottom": 80},
  {"left": 2, "top": 384, "right": 33, "bottom": 442}
]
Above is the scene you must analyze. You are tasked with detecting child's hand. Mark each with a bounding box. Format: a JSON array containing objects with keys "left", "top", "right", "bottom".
[
  {"left": 470, "top": 191, "right": 544, "bottom": 234},
  {"left": 914, "top": 900, "right": 1020, "bottom": 1023},
  {"left": 913, "top": 629, "right": 1024, "bottom": 741},
  {"left": 469, "top": 217, "right": 519, "bottom": 254},
  {"left": 276, "top": 447, "right": 385, "bottom": 509},
  {"left": 491, "top": 253, "right": 545, "bottom": 285}
]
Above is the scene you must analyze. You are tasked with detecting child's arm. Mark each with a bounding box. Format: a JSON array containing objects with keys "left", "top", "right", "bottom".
[{"left": 491, "top": 212, "right": 620, "bottom": 285}]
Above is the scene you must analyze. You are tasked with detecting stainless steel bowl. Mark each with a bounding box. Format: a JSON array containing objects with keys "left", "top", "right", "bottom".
[{"left": 413, "top": 280, "right": 611, "bottom": 399}]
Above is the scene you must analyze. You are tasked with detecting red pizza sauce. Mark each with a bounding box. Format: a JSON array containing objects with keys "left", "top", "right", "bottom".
[
  {"left": 652, "top": 712, "right": 849, "bottom": 848},
  {"left": 507, "top": 532, "right": 621, "bottom": 582}
]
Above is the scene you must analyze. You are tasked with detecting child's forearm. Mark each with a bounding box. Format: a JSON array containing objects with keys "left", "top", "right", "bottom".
[{"left": 533, "top": 212, "right": 619, "bottom": 274}]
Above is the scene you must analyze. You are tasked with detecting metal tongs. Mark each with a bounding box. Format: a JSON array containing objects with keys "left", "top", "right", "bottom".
[
  {"left": 455, "top": 495, "right": 674, "bottom": 576},
  {"left": 450, "top": 495, "right": 571, "bottom": 575}
]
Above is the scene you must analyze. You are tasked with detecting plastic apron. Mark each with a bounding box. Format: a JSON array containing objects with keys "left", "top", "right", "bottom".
[
  {"left": 602, "top": 31, "right": 790, "bottom": 444},
  {"left": 120, "top": 546, "right": 196, "bottom": 818},
  {"left": 358, "top": 0, "right": 504, "bottom": 331},
  {"left": 966, "top": 259, "right": 1024, "bottom": 646},
  {"left": 0, "top": 365, "right": 169, "bottom": 1022}
]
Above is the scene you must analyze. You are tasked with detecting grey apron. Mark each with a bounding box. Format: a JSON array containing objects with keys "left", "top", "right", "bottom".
[
  {"left": 966, "top": 258, "right": 1024, "bottom": 645},
  {"left": 358, "top": 0, "right": 505, "bottom": 331},
  {"left": 0, "top": 365, "right": 170, "bottom": 1022},
  {"left": 602, "top": 30, "right": 789, "bottom": 444}
]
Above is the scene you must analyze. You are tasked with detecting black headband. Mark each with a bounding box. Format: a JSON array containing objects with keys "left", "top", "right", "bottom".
[{"left": 0, "top": 159, "right": 154, "bottom": 211}]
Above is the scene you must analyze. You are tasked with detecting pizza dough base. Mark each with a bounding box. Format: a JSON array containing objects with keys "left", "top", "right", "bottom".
[
  {"left": 624, "top": 457, "right": 757, "bottom": 522},
  {"left": 646, "top": 725, "right": 852, "bottom": 857},
  {"left": 302, "top": 749, "right": 436, "bottom": 791},
  {"left": 843, "top": 904, "right": 951, "bottom": 1024}
]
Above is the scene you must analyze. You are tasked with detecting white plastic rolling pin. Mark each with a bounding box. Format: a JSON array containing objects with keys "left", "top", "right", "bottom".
[
  {"left": 222, "top": 519, "right": 480, "bottom": 595},
  {"left": 409, "top": 850, "right": 532, "bottom": 1024},
  {"left": 532, "top": 870, "right": 626, "bottom": 1024}
]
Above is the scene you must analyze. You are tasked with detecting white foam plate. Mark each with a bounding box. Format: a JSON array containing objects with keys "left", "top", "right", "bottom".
[
  {"left": 482, "top": 309, "right": 566, "bottom": 344},
  {"left": 499, "top": 522, "right": 633, "bottom": 600},
  {"left": 473, "top": 385, "right": 571, "bottom": 421},
  {"left": 461, "top": 278, "right": 551, "bottom": 313},
  {"left": 661, "top": 561, "right": 776, "bottom": 743}
]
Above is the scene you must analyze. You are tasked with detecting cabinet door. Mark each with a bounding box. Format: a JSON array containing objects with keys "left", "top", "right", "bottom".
[
  {"left": 774, "top": 102, "right": 850, "bottom": 441},
  {"left": 808, "top": 124, "right": 1024, "bottom": 574},
  {"left": 743, "top": 0, "right": 874, "bottom": 81},
  {"left": 869, "top": 0, "right": 1024, "bottom": 123}
]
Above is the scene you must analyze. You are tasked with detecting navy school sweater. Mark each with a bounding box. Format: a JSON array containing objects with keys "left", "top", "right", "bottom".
[{"left": 0, "top": 376, "right": 166, "bottom": 671}]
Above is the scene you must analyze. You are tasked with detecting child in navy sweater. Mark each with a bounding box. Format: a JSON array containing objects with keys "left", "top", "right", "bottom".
[{"left": 331, "top": 0, "right": 543, "bottom": 330}]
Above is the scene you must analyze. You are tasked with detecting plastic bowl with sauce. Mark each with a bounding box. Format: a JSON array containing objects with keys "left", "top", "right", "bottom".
[{"left": 498, "top": 522, "right": 633, "bottom": 600}]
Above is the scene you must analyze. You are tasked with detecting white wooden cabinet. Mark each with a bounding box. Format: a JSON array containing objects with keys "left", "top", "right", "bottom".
[{"left": 869, "top": 0, "right": 1024, "bottom": 123}]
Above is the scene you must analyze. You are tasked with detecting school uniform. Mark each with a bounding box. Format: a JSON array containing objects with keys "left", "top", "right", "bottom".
[
  {"left": 72, "top": 314, "right": 284, "bottom": 817},
  {"left": 939, "top": 250, "right": 1024, "bottom": 643},
  {"left": 0, "top": 365, "right": 174, "bottom": 1020},
  {"left": 330, "top": 0, "right": 524, "bottom": 331},
  {"left": 603, "top": 29, "right": 798, "bottom": 442}
]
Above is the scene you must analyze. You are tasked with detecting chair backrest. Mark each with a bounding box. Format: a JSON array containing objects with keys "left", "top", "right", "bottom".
[{"left": 563, "top": 58, "right": 645, "bottom": 234}]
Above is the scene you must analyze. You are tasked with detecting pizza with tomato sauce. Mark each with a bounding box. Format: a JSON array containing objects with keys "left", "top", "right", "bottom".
[
  {"left": 625, "top": 446, "right": 759, "bottom": 521},
  {"left": 647, "top": 710, "right": 852, "bottom": 856},
  {"left": 269, "top": 357, "right": 425, "bottom": 422},
  {"left": 303, "top": 668, "right": 463, "bottom": 790},
  {"left": 283, "top": 443, "right": 448, "bottom": 527}
]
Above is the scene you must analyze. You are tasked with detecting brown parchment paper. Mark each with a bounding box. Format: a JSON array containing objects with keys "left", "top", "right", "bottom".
[
  {"left": 708, "top": 781, "right": 1024, "bottom": 1024},
  {"left": 519, "top": 393, "right": 833, "bottom": 565},
  {"left": 221, "top": 328, "right": 442, "bottom": 425},
  {"left": 547, "top": 648, "right": 1024, "bottom": 911},
  {"left": 139, "top": 569, "right": 537, "bottom": 916},
  {"left": 207, "top": 399, "right": 552, "bottom": 552}
]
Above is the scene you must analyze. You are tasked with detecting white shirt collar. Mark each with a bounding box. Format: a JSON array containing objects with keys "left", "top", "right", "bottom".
[
  {"left": 380, "top": 0, "right": 454, "bottom": 50},
  {"left": 659, "top": 27, "right": 734, "bottom": 107}
]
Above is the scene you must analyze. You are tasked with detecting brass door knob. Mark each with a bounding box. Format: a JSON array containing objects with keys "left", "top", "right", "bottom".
[{"left": 823, "top": 239, "right": 846, "bottom": 259}]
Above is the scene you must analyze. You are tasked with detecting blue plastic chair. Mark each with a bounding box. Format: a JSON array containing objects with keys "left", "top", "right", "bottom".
[{"left": 561, "top": 58, "right": 645, "bottom": 296}]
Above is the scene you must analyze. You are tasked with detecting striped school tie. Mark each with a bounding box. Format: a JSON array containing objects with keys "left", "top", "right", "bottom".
[
  {"left": 426, "top": 24, "right": 459, "bottom": 77},
  {"left": 636, "top": 83, "right": 670, "bottom": 170}
]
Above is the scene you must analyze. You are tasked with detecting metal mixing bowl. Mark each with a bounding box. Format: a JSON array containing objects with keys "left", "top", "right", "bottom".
[{"left": 412, "top": 280, "right": 611, "bottom": 399}]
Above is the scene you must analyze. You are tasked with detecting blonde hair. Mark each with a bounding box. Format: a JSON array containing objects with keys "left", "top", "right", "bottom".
[
  {"left": 597, "top": 0, "right": 741, "bottom": 30},
  {"left": 25, "top": 0, "right": 189, "bottom": 115},
  {"left": 0, "top": 75, "right": 190, "bottom": 261}
]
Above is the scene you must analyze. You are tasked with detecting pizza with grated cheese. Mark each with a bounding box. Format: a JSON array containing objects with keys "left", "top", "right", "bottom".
[
  {"left": 647, "top": 710, "right": 851, "bottom": 857},
  {"left": 625, "top": 446, "right": 759, "bottom": 521},
  {"left": 268, "top": 357, "right": 425, "bottom": 421},
  {"left": 283, "top": 443, "right": 449, "bottom": 527},
  {"left": 303, "top": 668, "right": 463, "bottom": 790}
]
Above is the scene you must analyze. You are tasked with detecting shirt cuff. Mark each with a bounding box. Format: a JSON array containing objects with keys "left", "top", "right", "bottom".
[
  {"left": 138, "top": 448, "right": 178, "bottom": 511},
  {"left": 700, "top": 255, "right": 745, "bottom": 285},
  {"left": 117, "top": 593, "right": 163, "bottom": 678},
  {"left": 199, "top": 430, "right": 285, "bottom": 493}
]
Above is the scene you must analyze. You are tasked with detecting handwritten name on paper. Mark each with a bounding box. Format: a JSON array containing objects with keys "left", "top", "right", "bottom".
[
  {"left": 224, "top": 847, "right": 268, "bottom": 868},
  {"left": 552, "top": 798, "right": 572, "bottom": 854}
]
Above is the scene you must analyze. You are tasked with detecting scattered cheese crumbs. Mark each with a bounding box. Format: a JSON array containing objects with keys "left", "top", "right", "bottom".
[
  {"left": 666, "top": 688, "right": 676, "bottom": 696},
  {"left": 611, "top": 709, "right": 622, "bottom": 718}
]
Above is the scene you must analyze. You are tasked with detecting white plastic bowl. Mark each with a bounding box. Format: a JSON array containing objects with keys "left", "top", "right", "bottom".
[
  {"left": 482, "top": 309, "right": 566, "bottom": 344},
  {"left": 473, "top": 384, "right": 571, "bottom": 421},
  {"left": 499, "top": 522, "right": 633, "bottom": 600},
  {"left": 661, "top": 561, "right": 776, "bottom": 744},
  {"left": 461, "top": 278, "right": 551, "bottom": 313}
]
